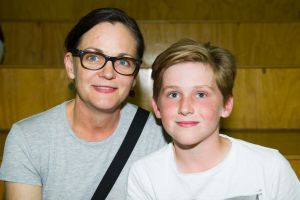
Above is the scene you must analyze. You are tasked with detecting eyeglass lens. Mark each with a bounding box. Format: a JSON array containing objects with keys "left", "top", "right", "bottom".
[{"left": 82, "top": 52, "right": 137, "bottom": 75}]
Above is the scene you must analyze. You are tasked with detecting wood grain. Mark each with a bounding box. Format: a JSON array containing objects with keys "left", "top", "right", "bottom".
[
  {"left": 1, "top": 22, "right": 299, "bottom": 66},
  {"left": 0, "top": 67, "right": 74, "bottom": 128},
  {"left": 1, "top": 67, "right": 299, "bottom": 129},
  {"left": 1, "top": 0, "right": 299, "bottom": 21}
]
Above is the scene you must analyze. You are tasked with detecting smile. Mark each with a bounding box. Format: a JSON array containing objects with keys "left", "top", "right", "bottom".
[
  {"left": 176, "top": 121, "right": 199, "bottom": 127},
  {"left": 93, "top": 85, "right": 117, "bottom": 93}
]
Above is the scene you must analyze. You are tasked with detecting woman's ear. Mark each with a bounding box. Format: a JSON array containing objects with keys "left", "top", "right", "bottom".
[
  {"left": 221, "top": 96, "right": 234, "bottom": 118},
  {"left": 151, "top": 98, "right": 162, "bottom": 119},
  {"left": 64, "top": 52, "right": 76, "bottom": 79},
  {"left": 132, "top": 78, "right": 137, "bottom": 88}
]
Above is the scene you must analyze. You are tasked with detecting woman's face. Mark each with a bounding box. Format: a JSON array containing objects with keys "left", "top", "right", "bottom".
[{"left": 65, "top": 22, "right": 138, "bottom": 113}]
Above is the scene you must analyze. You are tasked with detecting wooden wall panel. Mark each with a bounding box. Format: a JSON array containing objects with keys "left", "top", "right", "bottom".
[
  {"left": 0, "top": 132, "right": 7, "bottom": 163},
  {"left": 1, "top": 0, "right": 299, "bottom": 21},
  {"left": 1, "top": 23, "right": 43, "bottom": 64},
  {"left": 0, "top": 181, "right": 3, "bottom": 200},
  {"left": 224, "top": 68, "right": 300, "bottom": 128},
  {"left": 226, "top": 130, "right": 300, "bottom": 155},
  {"left": 1, "top": 22, "right": 71, "bottom": 65},
  {"left": 0, "top": 0, "right": 76, "bottom": 21},
  {"left": 288, "top": 157, "right": 300, "bottom": 179},
  {"left": 1, "top": 22, "right": 300, "bottom": 66},
  {"left": 0, "top": 67, "right": 299, "bottom": 130},
  {"left": 0, "top": 67, "right": 74, "bottom": 129},
  {"left": 96, "top": 0, "right": 300, "bottom": 21},
  {"left": 141, "top": 22, "right": 300, "bottom": 67}
]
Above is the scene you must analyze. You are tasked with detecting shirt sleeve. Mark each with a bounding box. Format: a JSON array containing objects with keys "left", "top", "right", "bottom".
[
  {"left": 127, "top": 162, "right": 154, "bottom": 200},
  {"left": 0, "top": 124, "right": 41, "bottom": 186},
  {"left": 270, "top": 152, "right": 300, "bottom": 200}
]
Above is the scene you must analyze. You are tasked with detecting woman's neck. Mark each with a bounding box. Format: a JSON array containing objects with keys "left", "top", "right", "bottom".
[{"left": 66, "top": 99, "right": 121, "bottom": 141}]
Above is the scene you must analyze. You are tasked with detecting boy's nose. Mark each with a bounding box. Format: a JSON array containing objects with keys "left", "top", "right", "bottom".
[{"left": 178, "top": 97, "right": 194, "bottom": 115}]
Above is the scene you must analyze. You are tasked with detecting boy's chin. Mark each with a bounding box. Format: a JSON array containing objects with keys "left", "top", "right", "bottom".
[{"left": 172, "top": 140, "right": 201, "bottom": 150}]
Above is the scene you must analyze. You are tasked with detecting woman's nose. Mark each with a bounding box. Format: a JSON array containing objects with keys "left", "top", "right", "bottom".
[{"left": 98, "top": 61, "right": 116, "bottom": 79}]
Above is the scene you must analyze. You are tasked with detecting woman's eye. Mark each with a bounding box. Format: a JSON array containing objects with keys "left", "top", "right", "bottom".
[
  {"left": 86, "top": 54, "right": 99, "bottom": 63},
  {"left": 167, "top": 92, "right": 179, "bottom": 99},
  {"left": 196, "top": 92, "right": 207, "bottom": 98},
  {"left": 118, "top": 59, "right": 130, "bottom": 66}
]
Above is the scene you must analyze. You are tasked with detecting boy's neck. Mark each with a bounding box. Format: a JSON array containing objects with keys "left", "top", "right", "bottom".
[{"left": 173, "top": 135, "right": 231, "bottom": 173}]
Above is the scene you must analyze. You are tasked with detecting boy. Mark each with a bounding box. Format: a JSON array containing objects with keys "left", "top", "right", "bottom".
[{"left": 127, "top": 39, "right": 300, "bottom": 199}]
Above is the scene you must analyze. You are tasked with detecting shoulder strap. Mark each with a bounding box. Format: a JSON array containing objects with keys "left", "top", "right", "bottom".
[{"left": 91, "top": 107, "right": 150, "bottom": 200}]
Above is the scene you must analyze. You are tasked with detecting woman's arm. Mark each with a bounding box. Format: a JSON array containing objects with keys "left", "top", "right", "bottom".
[{"left": 5, "top": 182, "right": 42, "bottom": 200}]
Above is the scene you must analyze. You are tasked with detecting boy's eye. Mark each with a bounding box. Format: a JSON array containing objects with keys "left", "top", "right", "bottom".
[
  {"left": 167, "top": 92, "right": 179, "bottom": 99},
  {"left": 196, "top": 92, "right": 207, "bottom": 98}
]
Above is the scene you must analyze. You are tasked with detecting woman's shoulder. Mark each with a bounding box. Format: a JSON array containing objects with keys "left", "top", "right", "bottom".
[
  {"left": 15, "top": 101, "right": 66, "bottom": 128},
  {"left": 10, "top": 101, "right": 68, "bottom": 141}
]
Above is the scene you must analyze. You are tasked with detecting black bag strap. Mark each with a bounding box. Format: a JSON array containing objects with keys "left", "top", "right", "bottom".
[{"left": 91, "top": 107, "right": 150, "bottom": 200}]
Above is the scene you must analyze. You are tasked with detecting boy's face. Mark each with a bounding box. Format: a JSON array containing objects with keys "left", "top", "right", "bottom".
[{"left": 152, "top": 62, "right": 233, "bottom": 148}]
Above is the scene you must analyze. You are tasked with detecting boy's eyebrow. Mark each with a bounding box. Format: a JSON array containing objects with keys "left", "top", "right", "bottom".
[
  {"left": 194, "top": 85, "right": 215, "bottom": 90},
  {"left": 162, "top": 85, "right": 214, "bottom": 90},
  {"left": 161, "top": 85, "right": 220, "bottom": 95},
  {"left": 159, "top": 86, "right": 179, "bottom": 94},
  {"left": 161, "top": 85, "right": 179, "bottom": 91}
]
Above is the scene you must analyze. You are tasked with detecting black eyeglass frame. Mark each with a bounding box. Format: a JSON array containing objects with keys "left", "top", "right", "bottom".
[{"left": 70, "top": 49, "right": 142, "bottom": 76}]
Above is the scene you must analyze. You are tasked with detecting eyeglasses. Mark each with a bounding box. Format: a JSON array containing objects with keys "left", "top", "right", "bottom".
[{"left": 71, "top": 49, "right": 142, "bottom": 76}]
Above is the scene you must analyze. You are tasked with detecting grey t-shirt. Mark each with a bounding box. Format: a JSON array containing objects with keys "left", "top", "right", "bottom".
[{"left": 0, "top": 101, "right": 166, "bottom": 199}]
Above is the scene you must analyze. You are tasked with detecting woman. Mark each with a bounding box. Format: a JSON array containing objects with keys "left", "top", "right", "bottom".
[{"left": 0, "top": 8, "right": 166, "bottom": 200}]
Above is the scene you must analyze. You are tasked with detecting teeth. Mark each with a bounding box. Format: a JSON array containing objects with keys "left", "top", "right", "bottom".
[
  {"left": 96, "top": 86, "right": 114, "bottom": 90},
  {"left": 101, "top": 87, "right": 113, "bottom": 90}
]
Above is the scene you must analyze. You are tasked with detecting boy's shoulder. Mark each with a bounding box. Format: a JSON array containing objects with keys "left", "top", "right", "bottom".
[
  {"left": 132, "top": 143, "right": 171, "bottom": 168},
  {"left": 227, "top": 134, "right": 279, "bottom": 154},
  {"left": 224, "top": 134, "right": 285, "bottom": 165}
]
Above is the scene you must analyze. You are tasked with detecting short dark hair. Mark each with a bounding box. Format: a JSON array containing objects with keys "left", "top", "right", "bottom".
[{"left": 64, "top": 8, "right": 145, "bottom": 60}]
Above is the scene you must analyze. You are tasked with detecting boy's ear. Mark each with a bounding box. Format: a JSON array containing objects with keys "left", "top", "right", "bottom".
[
  {"left": 151, "top": 98, "right": 162, "bottom": 119},
  {"left": 221, "top": 96, "right": 233, "bottom": 118},
  {"left": 64, "top": 52, "right": 76, "bottom": 79}
]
